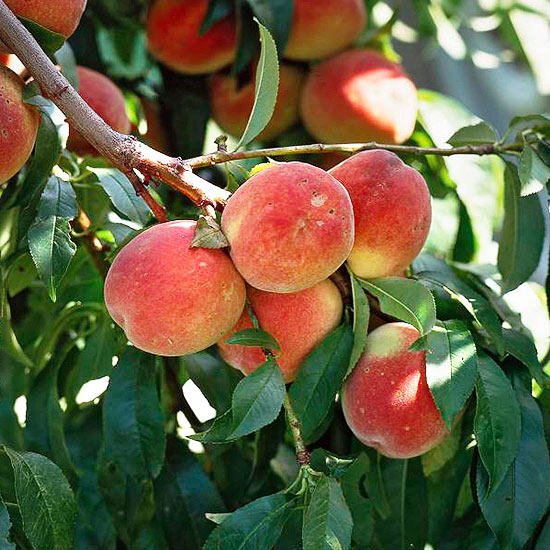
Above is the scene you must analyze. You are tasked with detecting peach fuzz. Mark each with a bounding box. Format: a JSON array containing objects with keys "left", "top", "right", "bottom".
[
  {"left": 301, "top": 49, "right": 418, "bottom": 144},
  {"left": 1, "top": 0, "right": 86, "bottom": 51},
  {"left": 218, "top": 280, "right": 343, "bottom": 382},
  {"left": 330, "top": 150, "right": 431, "bottom": 279},
  {"left": 67, "top": 66, "right": 131, "bottom": 156},
  {"left": 0, "top": 66, "right": 39, "bottom": 183},
  {"left": 209, "top": 63, "right": 305, "bottom": 142},
  {"left": 221, "top": 162, "right": 355, "bottom": 293},
  {"left": 104, "top": 220, "right": 246, "bottom": 357},
  {"left": 341, "top": 322, "right": 448, "bottom": 458},
  {"left": 147, "top": 0, "right": 237, "bottom": 75},
  {"left": 284, "top": 0, "right": 366, "bottom": 61}
]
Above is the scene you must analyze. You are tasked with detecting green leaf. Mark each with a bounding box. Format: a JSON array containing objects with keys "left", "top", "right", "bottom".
[
  {"left": 28, "top": 176, "right": 78, "bottom": 301},
  {"left": 192, "top": 360, "right": 285, "bottom": 442},
  {"left": 303, "top": 475, "right": 353, "bottom": 550},
  {"left": 245, "top": 0, "right": 293, "bottom": 52},
  {"left": 502, "top": 328, "right": 547, "bottom": 387},
  {"left": 226, "top": 328, "right": 280, "bottom": 352},
  {"left": 518, "top": 144, "right": 550, "bottom": 196},
  {"left": 498, "top": 163, "right": 545, "bottom": 294},
  {"left": 474, "top": 354, "right": 521, "bottom": 498},
  {"left": 447, "top": 122, "right": 498, "bottom": 146},
  {"left": 204, "top": 493, "right": 297, "bottom": 550},
  {"left": 416, "top": 266, "right": 504, "bottom": 355},
  {"left": 535, "top": 514, "right": 550, "bottom": 550},
  {"left": 0, "top": 496, "right": 14, "bottom": 550},
  {"left": 88, "top": 168, "right": 150, "bottom": 225},
  {"left": 347, "top": 273, "right": 370, "bottom": 377},
  {"left": 289, "top": 324, "right": 353, "bottom": 443},
  {"left": 19, "top": 17, "right": 65, "bottom": 58},
  {"left": 0, "top": 447, "right": 77, "bottom": 550},
  {"left": 66, "top": 315, "right": 124, "bottom": 401},
  {"left": 477, "top": 372, "right": 550, "bottom": 549},
  {"left": 359, "top": 277, "right": 436, "bottom": 336},
  {"left": 103, "top": 347, "right": 166, "bottom": 480},
  {"left": 503, "top": 114, "right": 550, "bottom": 142},
  {"left": 418, "top": 90, "right": 504, "bottom": 260},
  {"left": 234, "top": 21, "right": 279, "bottom": 150},
  {"left": 25, "top": 357, "right": 77, "bottom": 485},
  {"left": 155, "top": 439, "right": 225, "bottom": 550},
  {"left": 191, "top": 215, "right": 229, "bottom": 249},
  {"left": 184, "top": 352, "right": 239, "bottom": 413},
  {"left": 423, "top": 320, "right": 478, "bottom": 428},
  {"left": 375, "top": 458, "right": 428, "bottom": 550}
]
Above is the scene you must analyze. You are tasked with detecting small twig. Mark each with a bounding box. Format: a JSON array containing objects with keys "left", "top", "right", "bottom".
[
  {"left": 123, "top": 168, "right": 169, "bottom": 223},
  {"left": 73, "top": 209, "right": 109, "bottom": 279},
  {"left": 185, "top": 141, "right": 524, "bottom": 169},
  {"left": 283, "top": 393, "right": 310, "bottom": 466}
]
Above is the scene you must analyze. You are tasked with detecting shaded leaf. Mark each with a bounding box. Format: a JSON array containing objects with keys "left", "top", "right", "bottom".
[
  {"left": 28, "top": 176, "right": 78, "bottom": 301},
  {"left": 347, "top": 273, "right": 370, "bottom": 377},
  {"left": 204, "top": 493, "right": 297, "bottom": 550},
  {"left": 498, "top": 163, "right": 545, "bottom": 294},
  {"left": 0, "top": 496, "right": 14, "bottom": 550},
  {"left": 477, "top": 372, "right": 550, "bottom": 549},
  {"left": 359, "top": 277, "right": 436, "bottom": 335},
  {"left": 103, "top": 347, "right": 166, "bottom": 480},
  {"left": 155, "top": 439, "right": 225, "bottom": 549},
  {"left": 289, "top": 324, "right": 354, "bottom": 443},
  {"left": 474, "top": 354, "right": 521, "bottom": 498},
  {"left": 503, "top": 328, "right": 547, "bottom": 387},
  {"left": 245, "top": 0, "right": 293, "bottom": 52},
  {"left": 0, "top": 448, "right": 77, "bottom": 550},
  {"left": 88, "top": 168, "right": 150, "bottom": 225}
]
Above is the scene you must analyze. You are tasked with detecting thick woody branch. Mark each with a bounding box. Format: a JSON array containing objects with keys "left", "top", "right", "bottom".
[{"left": 0, "top": 0, "right": 229, "bottom": 217}]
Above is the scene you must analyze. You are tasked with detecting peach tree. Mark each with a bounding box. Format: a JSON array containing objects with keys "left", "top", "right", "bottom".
[{"left": 0, "top": 1, "right": 549, "bottom": 549}]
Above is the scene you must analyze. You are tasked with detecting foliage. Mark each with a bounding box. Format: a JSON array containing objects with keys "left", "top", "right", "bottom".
[{"left": 0, "top": 1, "right": 549, "bottom": 549}]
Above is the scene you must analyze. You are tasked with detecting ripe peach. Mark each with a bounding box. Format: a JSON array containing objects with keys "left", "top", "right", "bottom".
[
  {"left": 0, "top": 66, "right": 39, "bottom": 183},
  {"left": 301, "top": 49, "right": 418, "bottom": 144},
  {"left": 1, "top": 0, "right": 86, "bottom": 51},
  {"left": 221, "top": 162, "right": 355, "bottom": 293},
  {"left": 209, "top": 63, "right": 305, "bottom": 142},
  {"left": 218, "top": 279, "right": 343, "bottom": 382},
  {"left": 67, "top": 66, "right": 131, "bottom": 156},
  {"left": 342, "top": 322, "right": 448, "bottom": 458},
  {"left": 104, "top": 220, "right": 246, "bottom": 356},
  {"left": 147, "top": 0, "right": 237, "bottom": 75},
  {"left": 284, "top": 0, "right": 366, "bottom": 61},
  {"left": 330, "top": 150, "right": 431, "bottom": 279}
]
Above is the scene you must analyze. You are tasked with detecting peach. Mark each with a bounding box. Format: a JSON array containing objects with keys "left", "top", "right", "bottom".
[
  {"left": 284, "top": 0, "right": 366, "bottom": 61},
  {"left": 218, "top": 279, "right": 343, "bottom": 382},
  {"left": 0, "top": 66, "right": 40, "bottom": 183},
  {"left": 1, "top": 0, "right": 86, "bottom": 51},
  {"left": 104, "top": 220, "right": 246, "bottom": 356},
  {"left": 330, "top": 150, "right": 431, "bottom": 279},
  {"left": 147, "top": 0, "right": 237, "bottom": 75},
  {"left": 221, "top": 162, "right": 355, "bottom": 293},
  {"left": 301, "top": 49, "right": 418, "bottom": 144},
  {"left": 209, "top": 63, "right": 305, "bottom": 142},
  {"left": 67, "top": 66, "right": 131, "bottom": 156},
  {"left": 342, "top": 322, "right": 448, "bottom": 458}
]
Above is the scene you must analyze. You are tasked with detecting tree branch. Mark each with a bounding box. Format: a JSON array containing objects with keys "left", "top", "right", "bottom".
[
  {"left": 0, "top": 0, "right": 229, "bottom": 217},
  {"left": 185, "top": 141, "right": 523, "bottom": 169}
]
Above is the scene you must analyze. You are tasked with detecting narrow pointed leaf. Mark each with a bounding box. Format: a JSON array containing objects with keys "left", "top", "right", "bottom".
[{"left": 347, "top": 273, "right": 370, "bottom": 377}]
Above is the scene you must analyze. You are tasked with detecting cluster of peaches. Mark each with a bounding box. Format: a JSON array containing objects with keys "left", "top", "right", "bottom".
[
  {"left": 104, "top": 151, "right": 447, "bottom": 460},
  {"left": 147, "top": 0, "right": 418, "bottom": 149}
]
